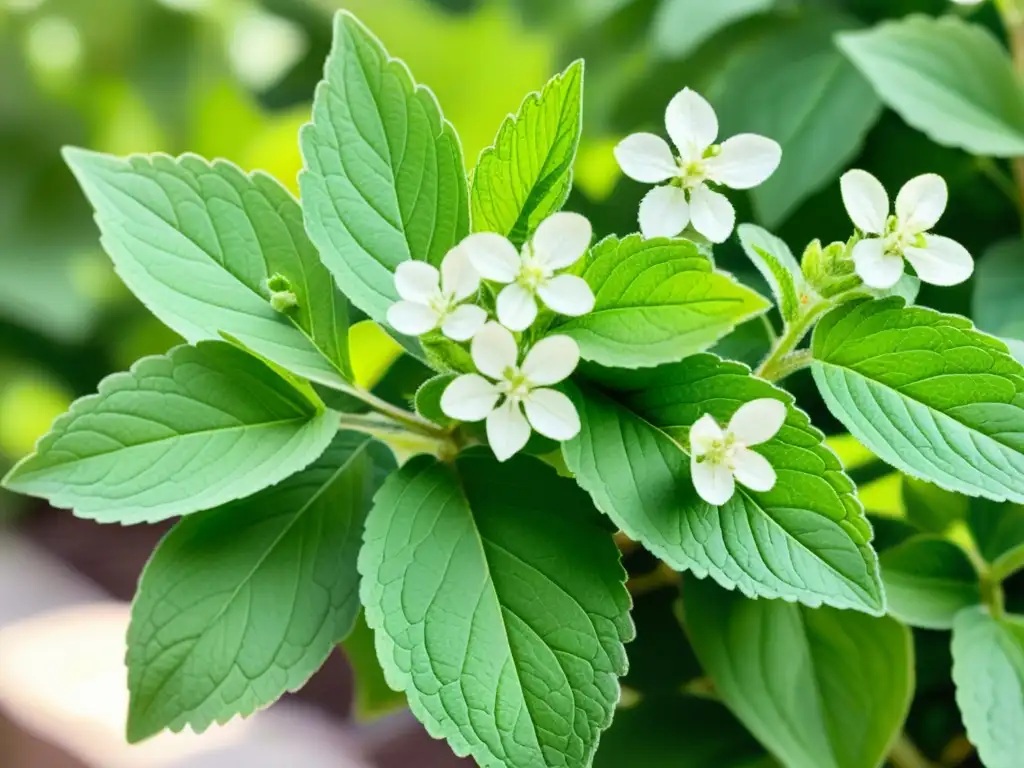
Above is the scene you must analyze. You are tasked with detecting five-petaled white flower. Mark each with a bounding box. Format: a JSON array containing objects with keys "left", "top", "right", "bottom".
[
  {"left": 840, "top": 169, "right": 974, "bottom": 290},
  {"left": 386, "top": 245, "right": 487, "bottom": 341},
  {"left": 689, "top": 398, "right": 787, "bottom": 506},
  {"left": 441, "top": 322, "right": 581, "bottom": 461},
  {"left": 615, "top": 88, "right": 781, "bottom": 244},
  {"left": 462, "top": 212, "right": 596, "bottom": 332}
]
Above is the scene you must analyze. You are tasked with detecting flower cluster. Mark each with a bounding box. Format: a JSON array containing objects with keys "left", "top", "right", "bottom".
[{"left": 388, "top": 212, "right": 596, "bottom": 462}]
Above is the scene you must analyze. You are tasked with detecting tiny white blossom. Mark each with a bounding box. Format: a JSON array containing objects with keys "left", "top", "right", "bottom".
[
  {"left": 386, "top": 245, "right": 487, "bottom": 341},
  {"left": 440, "top": 322, "right": 581, "bottom": 461},
  {"left": 689, "top": 399, "right": 786, "bottom": 506},
  {"left": 840, "top": 169, "right": 974, "bottom": 290},
  {"left": 462, "top": 212, "right": 596, "bottom": 332},
  {"left": 614, "top": 88, "right": 781, "bottom": 244}
]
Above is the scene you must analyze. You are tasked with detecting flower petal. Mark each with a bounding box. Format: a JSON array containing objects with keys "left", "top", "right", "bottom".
[
  {"left": 727, "top": 398, "right": 786, "bottom": 446},
  {"left": 732, "top": 447, "right": 777, "bottom": 492},
  {"left": 394, "top": 260, "right": 440, "bottom": 303},
  {"left": 532, "top": 212, "right": 593, "bottom": 270},
  {"left": 638, "top": 185, "right": 690, "bottom": 239},
  {"left": 441, "top": 304, "right": 487, "bottom": 341},
  {"left": 537, "top": 275, "right": 595, "bottom": 317},
  {"left": 440, "top": 245, "right": 481, "bottom": 302},
  {"left": 496, "top": 283, "right": 539, "bottom": 332},
  {"left": 460, "top": 232, "right": 521, "bottom": 283},
  {"left": 440, "top": 374, "right": 500, "bottom": 422},
  {"left": 896, "top": 173, "right": 947, "bottom": 234},
  {"left": 523, "top": 388, "right": 581, "bottom": 441},
  {"left": 689, "top": 413, "right": 725, "bottom": 457},
  {"left": 840, "top": 169, "right": 889, "bottom": 235},
  {"left": 704, "top": 134, "right": 782, "bottom": 190},
  {"left": 690, "top": 456, "right": 735, "bottom": 506},
  {"left": 521, "top": 334, "right": 580, "bottom": 386},
  {"left": 614, "top": 132, "right": 679, "bottom": 184},
  {"left": 486, "top": 399, "right": 531, "bottom": 462},
  {"left": 471, "top": 321, "right": 519, "bottom": 379},
  {"left": 689, "top": 185, "right": 736, "bottom": 244},
  {"left": 853, "top": 238, "right": 905, "bottom": 289},
  {"left": 386, "top": 300, "right": 440, "bottom": 336},
  {"left": 904, "top": 235, "right": 975, "bottom": 287},
  {"left": 665, "top": 88, "right": 718, "bottom": 160}
]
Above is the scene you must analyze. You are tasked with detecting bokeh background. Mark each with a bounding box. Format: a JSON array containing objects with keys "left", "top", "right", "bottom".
[{"left": 0, "top": 0, "right": 1014, "bottom": 766}]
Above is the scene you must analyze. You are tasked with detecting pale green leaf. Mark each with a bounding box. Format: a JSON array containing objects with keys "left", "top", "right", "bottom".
[
  {"left": 300, "top": 11, "right": 469, "bottom": 324},
  {"left": 685, "top": 578, "right": 913, "bottom": 768},
  {"left": 563, "top": 354, "right": 884, "bottom": 613},
  {"left": 126, "top": 433, "right": 394, "bottom": 741},
  {"left": 551, "top": 235, "right": 770, "bottom": 368},
  {"left": 342, "top": 611, "right": 407, "bottom": 722},
  {"left": 974, "top": 239, "right": 1024, "bottom": 345},
  {"left": 2, "top": 342, "right": 339, "bottom": 524},
  {"left": 62, "top": 148, "right": 352, "bottom": 388},
  {"left": 736, "top": 224, "right": 807, "bottom": 322},
  {"left": 359, "top": 452, "right": 632, "bottom": 768},
  {"left": 880, "top": 535, "right": 980, "bottom": 630},
  {"left": 952, "top": 608, "right": 1024, "bottom": 768},
  {"left": 652, "top": 0, "right": 775, "bottom": 60},
  {"left": 837, "top": 15, "right": 1024, "bottom": 156},
  {"left": 471, "top": 61, "right": 583, "bottom": 247},
  {"left": 812, "top": 298, "right": 1024, "bottom": 503},
  {"left": 901, "top": 475, "right": 967, "bottom": 534}
]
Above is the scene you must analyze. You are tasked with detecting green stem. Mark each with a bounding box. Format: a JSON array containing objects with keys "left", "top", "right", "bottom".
[
  {"left": 334, "top": 382, "right": 445, "bottom": 438},
  {"left": 755, "top": 302, "right": 830, "bottom": 382},
  {"left": 996, "top": 0, "right": 1024, "bottom": 231},
  {"left": 991, "top": 545, "right": 1024, "bottom": 583},
  {"left": 889, "top": 733, "right": 936, "bottom": 768},
  {"left": 959, "top": 525, "right": 1007, "bottom": 620},
  {"left": 338, "top": 412, "right": 458, "bottom": 461}
]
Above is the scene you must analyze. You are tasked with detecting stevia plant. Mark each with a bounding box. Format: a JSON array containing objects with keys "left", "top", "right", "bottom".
[{"left": 4, "top": 9, "right": 1024, "bottom": 768}]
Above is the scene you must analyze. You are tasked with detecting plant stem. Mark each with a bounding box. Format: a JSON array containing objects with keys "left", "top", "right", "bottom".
[
  {"left": 959, "top": 525, "right": 1007, "bottom": 620},
  {"left": 338, "top": 412, "right": 458, "bottom": 461},
  {"left": 626, "top": 562, "right": 680, "bottom": 596},
  {"left": 996, "top": 0, "right": 1024, "bottom": 229},
  {"left": 334, "top": 382, "right": 446, "bottom": 438},
  {"left": 890, "top": 733, "right": 936, "bottom": 768},
  {"left": 755, "top": 302, "right": 830, "bottom": 382}
]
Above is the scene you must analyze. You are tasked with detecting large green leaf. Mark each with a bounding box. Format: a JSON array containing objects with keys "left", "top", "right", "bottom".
[
  {"left": 652, "top": 0, "right": 775, "bottom": 60},
  {"left": 812, "top": 298, "right": 1024, "bottom": 503},
  {"left": 62, "top": 148, "right": 352, "bottom": 388},
  {"left": 359, "top": 452, "right": 632, "bottom": 768},
  {"left": 713, "top": 14, "right": 882, "bottom": 227},
  {"left": 952, "top": 608, "right": 1024, "bottom": 768},
  {"left": 880, "top": 535, "right": 980, "bottom": 630},
  {"left": 551, "top": 236, "right": 769, "bottom": 368},
  {"left": 2, "top": 342, "right": 338, "bottom": 523},
  {"left": 300, "top": 11, "right": 469, "bottom": 324},
  {"left": 685, "top": 578, "right": 913, "bottom": 768},
  {"left": 126, "top": 433, "right": 393, "bottom": 742},
  {"left": 837, "top": 15, "right": 1024, "bottom": 156},
  {"left": 563, "top": 354, "right": 884, "bottom": 613},
  {"left": 471, "top": 61, "right": 583, "bottom": 247}
]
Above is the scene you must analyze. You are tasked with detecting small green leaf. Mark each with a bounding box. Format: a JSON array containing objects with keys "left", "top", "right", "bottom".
[
  {"left": 342, "top": 611, "right": 407, "bottom": 722},
  {"left": 968, "top": 498, "right": 1024, "bottom": 580},
  {"left": 3, "top": 342, "right": 338, "bottom": 523},
  {"left": 880, "top": 535, "right": 980, "bottom": 630},
  {"left": 685, "top": 578, "right": 913, "bottom": 768},
  {"left": 126, "top": 433, "right": 394, "bottom": 742},
  {"left": 551, "top": 235, "right": 769, "bottom": 369},
  {"left": 563, "top": 354, "right": 884, "bottom": 613},
  {"left": 359, "top": 452, "right": 632, "bottom": 768},
  {"left": 812, "top": 298, "right": 1024, "bottom": 503},
  {"left": 300, "top": 11, "right": 469, "bottom": 324},
  {"left": 736, "top": 224, "right": 807, "bottom": 322},
  {"left": 62, "top": 148, "right": 352, "bottom": 388},
  {"left": 952, "top": 608, "right": 1024, "bottom": 768},
  {"left": 837, "top": 15, "right": 1024, "bottom": 156},
  {"left": 471, "top": 61, "right": 583, "bottom": 247},
  {"left": 652, "top": 0, "right": 775, "bottom": 60}
]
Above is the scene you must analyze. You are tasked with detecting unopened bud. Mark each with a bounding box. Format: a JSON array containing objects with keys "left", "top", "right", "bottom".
[
  {"left": 265, "top": 273, "right": 299, "bottom": 313},
  {"left": 802, "top": 239, "right": 860, "bottom": 298}
]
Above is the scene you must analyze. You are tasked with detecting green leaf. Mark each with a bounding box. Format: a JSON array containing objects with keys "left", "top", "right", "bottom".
[
  {"left": 2, "top": 342, "right": 338, "bottom": 523},
  {"left": 974, "top": 239, "right": 1024, "bottom": 346},
  {"left": 471, "top": 61, "right": 583, "bottom": 247},
  {"left": 713, "top": 14, "right": 882, "bottom": 227},
  {"left": 736, "top": 224, "right": 807, "bottom": 323},
  {"left": 901, "top": 475, "right": 968, "bottom": 534},
  {"left": 62, "top": 148, "right": 352, "bottom": 388},
  {"left": 952, "top": 608, "right": 1024, "bottom": 768},
  {"left": 652, "top": 0, "right": 775, "bottom": 60},
  {"left": 342, "top": 610, "right": 407, "bottom": 722},
  {"left": 812, "top": 298, "right": 1024, "bottom": 503},
  {"left": 837, "top": 15, "right": 1024, "bottom": 156},
  {"left": 300, "top": 11, "right": 469, "bottom": 324},
  {"left": 414, "top": 373, "right": 456, "bottom": 427},
  {"left": 880, "top": 535, "right": 980, "bottom": 630},
  {"left": 359, "top": 452, "right": 632, "bottom": 768},
  {"left": 126, "top": 433, "right": 394, "bottom": 741},
  {"left": 685, "top": 578, "right": 913, "bottom": 768},
  {"left": 551, "top": 235, "right": 770, "bottom": 369},
  {"left": 968, "top": 498, "right": 1024, "bottom": 580},
  {"left": 563, "top": 354, "right": 884, "bottom": 613}
]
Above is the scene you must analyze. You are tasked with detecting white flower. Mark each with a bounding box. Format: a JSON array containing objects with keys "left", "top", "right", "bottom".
[
  {"left": 386, "top": 246, "right": 487, "bottom": 341},
  {"left": 689, "top": 398, "right": 786, "bottom": 506},
  {"left": 462, "top": 212, "right": 596, "bottom": 332},
  {"left": 614, "top": 88, "right": 781, "bottom": 244},
  {"left": 440, "top": 322, "right": 581, "bottom": 461},
  {"left": 840, "top": 169, "right": 974, "bottom": 290}
]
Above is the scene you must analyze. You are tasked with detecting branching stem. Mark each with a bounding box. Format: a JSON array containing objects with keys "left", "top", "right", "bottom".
[{"left": 755, "top": 301, "right": 830, "bottom": 382}]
